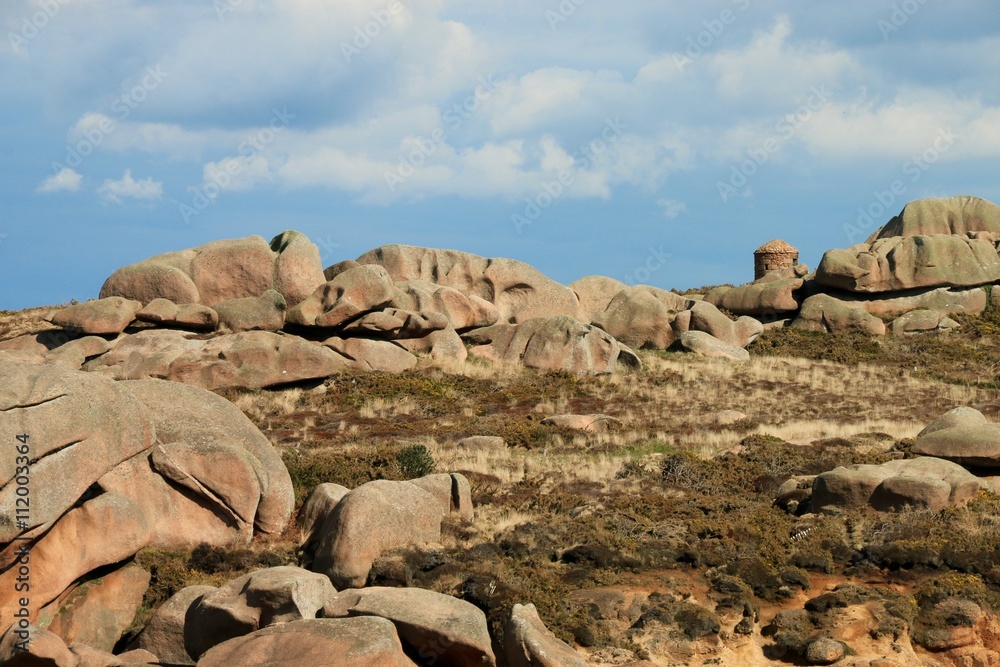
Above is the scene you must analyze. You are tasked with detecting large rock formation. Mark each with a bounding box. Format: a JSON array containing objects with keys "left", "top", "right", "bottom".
[
  {"left": 355, "top": 244, "right": 583, "bottom": 323},
  {"left": 461, "top": 316, "right": 641, "bottom": 374},
  {"left": 591, "top": 286, "right": 689, "bottom": 350},
  {"left": 705, "top": 264, "right": 809, "bottom": 317},
  {"left": 811, "top": 457, "right": 983, "bottom": 512},
  {"left": 815, "top": 235, "right": 1000, "bottom": 293},
  {"left": 185, "top": 567, "right": 337, "bottom": 659},
  {"left": 82, "top": 330, "right": 347, "bottom": 390},
  {"left": 0, "top": 356, "right": 294, "bottom": 639},
  {"left": 311, "top": 474, "right": 473, "bottom": 589},
  {"left": 869, "top": 195, "right": 1000, "bottom": 239},
  {"left": 911, "top": 407, "right": 1000, "bottom": 467},
  {"left": 100, "top": 232, "right": 326, "bottom": 308},
  {"left": 322, "top": 587, "right": 496, "bottom": 666},
  {"left": 196, "top": 617, "right": 417, "bottom": 667}
]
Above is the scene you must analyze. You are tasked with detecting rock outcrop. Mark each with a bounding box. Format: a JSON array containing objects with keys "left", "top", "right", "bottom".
[
  {"left": 0, "top": 356, "right": 294, "bottom": 639},
  {"left": 100, "top": 232, "right": 326, "bottom": 308},
  {"left": 816, "top": 235, "right": 1000, "bottom": 293},
  {"left": 185, "top": 566, "right": 337, "bottom": 659},
  {"left": 311, "top": 474, "right": 474, "bottom": 589},
  {"left": 462, "top": 316, "right": 641, "bottom": 374},
  {"left": 82, "top": 330, "right": 347, "bottom": 390},
  {"left": 869, "top": 195, "right": 1000, "bottom": 239},
  {"left": 811, "top": 457, "right": 983, "bottom": 512},
  {"left": 196, "top": 617, "right": 417, "bottom": 667},
  {"left": 705, "top": 264, "right": 809, "bottom": 317},
  {"left": 356, "top": 244, "right": 583, "bottom": 323},
  {"left": 322, "top": 587, "right": 496, "bottom": 666},
  {"left": 911, "top": 406, "right": 1000, "bottom": 467}
]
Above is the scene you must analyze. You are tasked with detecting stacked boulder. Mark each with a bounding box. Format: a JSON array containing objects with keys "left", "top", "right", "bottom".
[
  {"left": 777, "top": 406, "right": 1000, "bottom": 515},
  {"left": 3, "top": 237, "right": 776, "bottom": 390},
  {"left": 706, "top": 195, "right": 1000, "bottom": 336}
]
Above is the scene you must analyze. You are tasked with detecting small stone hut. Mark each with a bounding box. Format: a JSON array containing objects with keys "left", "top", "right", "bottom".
[{"left": 754, "top": 239, "right": 799, "bottom": 280}]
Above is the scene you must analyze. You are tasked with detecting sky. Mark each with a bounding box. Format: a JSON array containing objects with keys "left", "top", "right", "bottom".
[{"left": 1, "top": 0, "right": 999, "bottom": 310}]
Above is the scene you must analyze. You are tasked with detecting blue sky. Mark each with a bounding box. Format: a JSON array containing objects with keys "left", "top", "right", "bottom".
[{"left": 2, "top": 0, "right": 998, "bottom": 309}]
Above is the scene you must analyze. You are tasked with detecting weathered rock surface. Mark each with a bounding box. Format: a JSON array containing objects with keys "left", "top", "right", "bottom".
[
  {"left": 592, "top": 286, "right": 689, "bottom": 350},
  {"left": 356, "top": 245, "right": 582, "bottom": 323},
  {"left": 869, "top": 195, "right": 1000, "bottom": 240},
  {"left": 99, "top": 232, "right": 325, "bottom": 307},
  {"left": 890, "top": 309, "right": 944, "bottom": 335},
  {"left": 186, "top": 566, "right": 337, "bottom": 659},
  {"left": 391, "top": 280, "right": 499, "bottom": 331},
  {"left": 855, "top": 286, "right": 986, "bottom": 320},
  {"left": 0, "top": 352, "right": 154, "bottom": 543},
  {"left": 687, "top": 301, "right": 763, "bottom": 348},
  {"left": 322, "top": 587, "right": 496, "bottom": 666},
  {"left": 121, "top": 379, "right": 294, "bottom": 537},
  {"left": 312, "top": 479, "right": 448, "bottom": 589},
  {"left": 214, "top": 290, "right": 286, "bottom": 333},
  {"left": 196, "top": 617, "right": 417, "bottom": 667},
  {"left": 136, "top": 585, "right": 217, "bottom": 665},
  {"left": 322, "top": 337, "right": 417, "bottom": 373},
  {"left": 705, "top": 265, "right": 809, "bottom": 317},
  {"left": 816, "top": 235, "right": 1000, "bottom": 293},
  {"left": 286, "top": 265, "right": 395, "bottom": 328},
  {"left": 570, "top": 275, "right": 630, "bottom": 324},
  {"left": 83, "top": 330, "right": 347, "bottom": 390},
  {"left": 298, "top": 483, "right": 351, "bottom": 548},
  {"left": 0, "top": 492, "right": 153, "bottom": 630},
  {"left": 791, "top": 293, "right": 887, "bottom": 335},
  {"left": 0, "top": 357, "right": 295, "bottom": 635},
  {"left": 395, "top": 327, "right": 468, "bottom": 365},
  {"left": 805, "top": 637, "right": 846, "bottom": 664},
  {"left": 462, "top": 316, "right": 640, "bottom": 374},
  {"left": 679, "top": 331, "right": 750, "bottom": 361},
  {"left": 271, "top": 230, "right": 328, "bottom": 307},
  {"left": 812, "top": 457, "right": 983, "bottom": 512},
  {"left": 135, "top": 298, "right": 219, "bottom": 330},
  {"left": 51, "top": 297, "right": 143, "bottom": 335},
  {"left": 504, "top": 603, "right": 587, "bottom": 667},
  {"left": 0, "top": 624, "right": 77, "bottom": 666},
  {"left": 43, "top": 564, "right": 150, "bottom": 652},
  {"left": 911, "top": 406, "right": 1000, "bottom": 467}
]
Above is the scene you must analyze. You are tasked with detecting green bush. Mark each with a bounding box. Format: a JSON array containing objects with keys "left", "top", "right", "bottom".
[{"left": 397, "top": 444, "right": 436, "bottom": 479}]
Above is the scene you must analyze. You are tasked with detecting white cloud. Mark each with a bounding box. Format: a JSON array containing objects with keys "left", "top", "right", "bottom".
[
  {"left": 36, "top": 167, "right": 82, "bottom": 193},
  {"left": 97, "top": 169, "right": 163, "bottom": 204},
  {"left": 200, "top": 154, "right": 273, "bottom": 193},
  {"left": 658, "top": 199, "right": 686, "bottom": 219}
]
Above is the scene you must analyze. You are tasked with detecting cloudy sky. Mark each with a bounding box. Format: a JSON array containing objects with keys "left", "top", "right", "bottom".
[{"left": 2, "top": 0, "right": 998, "bottom": 309}]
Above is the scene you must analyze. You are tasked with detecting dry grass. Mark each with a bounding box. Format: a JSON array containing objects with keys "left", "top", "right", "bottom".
[
  {"left": 0, "top": 306, "right": 62, "bottom": 342},
  {"left": 359, "top": 396, "right": 419, "bottom": 418}
]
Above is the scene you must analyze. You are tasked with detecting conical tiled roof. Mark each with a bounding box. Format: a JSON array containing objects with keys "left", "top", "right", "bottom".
[{"left": 754, "top": 239, "right": 797, "bottom": 254}]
